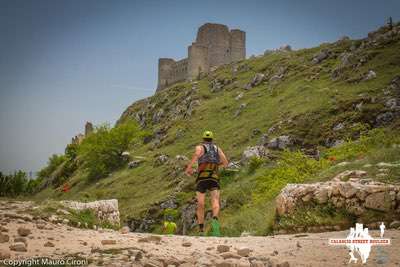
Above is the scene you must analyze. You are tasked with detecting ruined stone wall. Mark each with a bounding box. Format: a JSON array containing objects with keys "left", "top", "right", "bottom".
[
  {"left": 61, "top": 199, "right": 120, "bottom": 226},
  {"left": 276, "top": 171, "right": 400, "bottom": 218}
]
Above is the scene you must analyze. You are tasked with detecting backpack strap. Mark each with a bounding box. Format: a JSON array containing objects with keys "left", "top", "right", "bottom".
[{"left": 202, "top": 144, "right": 208, "bottom": 154}]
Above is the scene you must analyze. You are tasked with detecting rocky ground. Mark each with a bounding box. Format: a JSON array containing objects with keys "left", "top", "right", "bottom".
[{"left": 0, "top": 201, "right": 399, "bottom": 266}]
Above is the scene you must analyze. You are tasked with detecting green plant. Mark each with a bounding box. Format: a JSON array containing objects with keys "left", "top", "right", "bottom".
[
  {"left": 78, "top": 121, "right": 146, "bottom": 180},
  {"left": 37, "top": 154, "right": 67, "bottom": 179},
  {"left": 253, "top": 151, "right": 329, "bottom": 202},
  {"left": 163, "top": 208, "right": 179, "bottom": 219},
  {"left": 247, "top": 156, "right": 265, "bottom": 174}
]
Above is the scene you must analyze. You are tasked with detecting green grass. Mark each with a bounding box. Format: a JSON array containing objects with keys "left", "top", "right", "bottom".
[{"left": 31, "top": 30, "right": 400, "bottom": 236}]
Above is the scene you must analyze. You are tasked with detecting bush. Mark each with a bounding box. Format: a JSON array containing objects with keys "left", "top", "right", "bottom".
[
  {"left": 78, "top": 121, "right": 146, "bottom": 180},
  {"left": 247, "top": 157, "right": 265, "bottom": 174},
  {"left": 253, "top": 151, "right": 329, "bottom": 202}
]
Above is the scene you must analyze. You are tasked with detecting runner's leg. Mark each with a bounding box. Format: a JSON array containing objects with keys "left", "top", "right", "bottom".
[
  {"left": 196, "top": 191, "right": 206, "bottom": 225},
  {"left": 210, "top": 189, "right": 220, "bottom": 218}
]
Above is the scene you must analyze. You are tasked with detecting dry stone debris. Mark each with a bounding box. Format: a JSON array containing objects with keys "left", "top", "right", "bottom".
[
  {"left": 101, "top": 239, "right": 117, "bottom": 245},
  {"left": 0, "top": 233, "right": 9, "bottom": 243},
  {"left": 217, "top": 244, "right": 231, "bottom": 253},
  {"left": 9, "top": 242, "right": 27, "bottom": 252},
  {"left": 17, "top": 227, "right": 31, "bottom": 237}
]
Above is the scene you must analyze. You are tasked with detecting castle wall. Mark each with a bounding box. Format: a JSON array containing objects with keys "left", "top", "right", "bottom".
[
  {"left": 229, "top": 29, "right": 246, "bottom": 62},
  {"left": 196, "top": 23, "right": 231, "bottom": 67},
  {"left": 188, "top": 43, "right": 208, "bottom": 80},
  {"left": 157, "top": 58, "right": 188, "bottom": 91},
  {"left": 157, "top": 58, "right": 175, "bottom": 91},
  {"left": 156, "top": 23, "right": 246, "bottom": 92}
]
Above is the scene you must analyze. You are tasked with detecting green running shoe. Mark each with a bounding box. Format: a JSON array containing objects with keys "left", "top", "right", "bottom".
[{"left": 210, "top": 219, "right": 221, "bottom": 237}]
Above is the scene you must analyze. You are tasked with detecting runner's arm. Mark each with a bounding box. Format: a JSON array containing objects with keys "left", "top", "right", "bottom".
[
  {"left": 185, "top": 145, "right": 203, "bottom": 176},
  {"left": 218, "top": 148, "right": 229, "bottom": 168}
]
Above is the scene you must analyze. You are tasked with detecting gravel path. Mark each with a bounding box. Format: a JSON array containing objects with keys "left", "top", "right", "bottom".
[{"left": 0, "top": 200, "right": 399, "bottom": 267}]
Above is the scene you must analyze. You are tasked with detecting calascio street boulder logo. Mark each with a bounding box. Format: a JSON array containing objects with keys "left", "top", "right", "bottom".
[{"left": 329, "top": 223, "right": 391, "bottom": 264}]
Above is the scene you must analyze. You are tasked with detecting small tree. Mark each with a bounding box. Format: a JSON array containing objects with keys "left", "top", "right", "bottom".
[{"left": 78, "top": 121, "right": 146, "bottom": 181}]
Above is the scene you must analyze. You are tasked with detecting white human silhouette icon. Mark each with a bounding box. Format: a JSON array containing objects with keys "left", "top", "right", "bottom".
[
  {"left": 346, "top": 223, "right": 373, "bottom": 264},
  {"left": 380, "top": 222, "right": 385, "bottom": 238},
  {"left": 347, "top": 227, "right": 358, "bottom": 263}
]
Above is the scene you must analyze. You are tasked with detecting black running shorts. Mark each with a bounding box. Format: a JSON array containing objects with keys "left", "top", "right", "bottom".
[{"left": 196, "top": 179, "right": 220, "bottom": 193}]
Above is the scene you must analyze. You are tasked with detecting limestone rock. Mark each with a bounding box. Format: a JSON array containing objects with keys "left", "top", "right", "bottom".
[
  {"left": 241, "top": 146, "right": 267, "bottom": 162},
  {"left": 267, "top": 136, "right": 292, "bottom": 150},
  {"left": 155, "top": 154, "right": 169, "bottom": 166},
  {"left": 364, "top": 70, "right": 376, "bottom": 80},
  {"left": 217, "top": 244, "right": 230, "bottom": 253},
  {"left": 237, "top": 247, "right": 251, "bottom": 257},
  {"left": 17, "top": 227, "right": 31, "bottom": 237},
  {"left": 365, "top": 191, "right": 392, "bottom": 211},
  {"left": 128, "top": 160, "right": 143, "bottom": 169},
  {"left": 0, "top": 233, "right": 9, "bottom": 243},
  {"left": 61, "top": 199, "right": 120, "bottom": 226},
  {"left": 14, "top": 237, "right": 27, "bottom": 245},
  {"left": 120, "top": 226, "right": 130, "bottom": 234},
  {"left": 138, "top": 235, "right": 162, "bottom": 243},
  {"left": 182, "top": 241, "right": 192, "bottom": 247},
  {"left": 9, "top": 242, "right": 27, "bottom": 252},
  {"left": 312, "top": 50, "right": 329, "bottom": 64},
  {"left": 376, "top": 112, "right": 394, "bottom": 126},
  {"left": 44, "top": 241, "right": 55, "bottom": 247},
  {"left": 101, "top": 239, "right": 117, "bottom": 245}
]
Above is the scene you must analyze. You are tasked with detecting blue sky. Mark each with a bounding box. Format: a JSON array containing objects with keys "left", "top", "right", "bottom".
[{"left": 0, "top": 0, "right": 399, "bottom": 174}]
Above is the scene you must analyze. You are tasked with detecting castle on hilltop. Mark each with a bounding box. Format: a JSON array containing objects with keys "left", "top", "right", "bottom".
[{"left": 156, "top": 23, "right": 246, "bottom": 91}]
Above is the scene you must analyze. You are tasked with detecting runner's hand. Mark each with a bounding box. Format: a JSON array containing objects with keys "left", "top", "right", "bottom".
[{"left": 185, "top": 167, "right": 194, "bottom": 176}]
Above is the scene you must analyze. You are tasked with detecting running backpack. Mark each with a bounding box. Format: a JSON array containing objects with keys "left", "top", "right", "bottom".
[{"left": 197, "top": 142, "right": 220, "bottom": 179}]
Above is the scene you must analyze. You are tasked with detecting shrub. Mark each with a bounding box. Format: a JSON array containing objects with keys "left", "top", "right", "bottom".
[
  {"left": 247, "top": 156, "right": 265, "bottom": 174},
  {"left": 78, "top": 121, "right": 146, "bottom": 180},
  {"left": 253, "top": 151, "right": 329, "bottom": 202}
]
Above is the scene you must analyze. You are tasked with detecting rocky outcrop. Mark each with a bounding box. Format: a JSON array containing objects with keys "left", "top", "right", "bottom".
[
  {"left": 61, "top": 199, "right": 120, "bottom": 226},
  {"left": 241, "top": 146, "right": 268, "bottom": 162},
  {"left": 276, "top": 171, "right": 400, "bottom": 218}
]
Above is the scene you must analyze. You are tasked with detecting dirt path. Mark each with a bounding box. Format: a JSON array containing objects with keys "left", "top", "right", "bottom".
[{"left": 0, "top": 201, "right": 399, "bottom": 267}]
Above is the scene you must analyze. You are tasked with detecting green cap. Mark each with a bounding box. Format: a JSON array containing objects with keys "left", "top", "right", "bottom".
[{"left": 202, "top": 130, "right": 214, "bottom": 139}]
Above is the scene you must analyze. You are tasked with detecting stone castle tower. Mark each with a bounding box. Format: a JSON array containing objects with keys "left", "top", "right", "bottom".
[{"left": 157, "top": 23, "right": 246, "bottom": 91}]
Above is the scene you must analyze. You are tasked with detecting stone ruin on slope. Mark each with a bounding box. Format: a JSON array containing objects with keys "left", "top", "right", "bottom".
[
  {"left": 276, "top": 170, "right": 400, "bottom": 219},
  {"left": 156, "top": 23, "right": 246, "bottom": 91},
  {"left": 61, "top": 199, "right": 120, "bottom": 226}
]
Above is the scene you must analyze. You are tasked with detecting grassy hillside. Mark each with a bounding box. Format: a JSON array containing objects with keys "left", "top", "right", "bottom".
[{"left": 32, "top": 23, "right": 400, "bottom": 236}]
